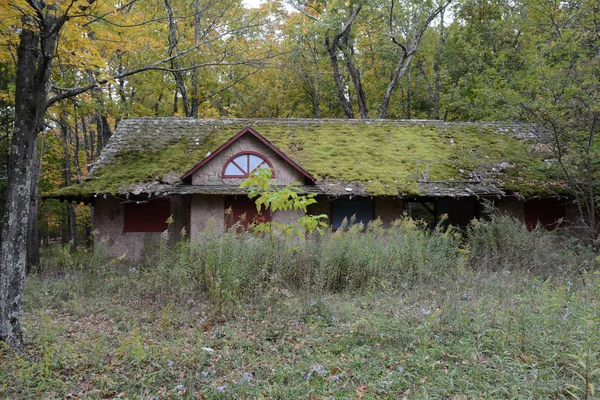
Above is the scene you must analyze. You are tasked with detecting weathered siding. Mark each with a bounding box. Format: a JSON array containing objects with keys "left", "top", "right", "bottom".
[
  {"left": 374, "top": 197, "right": 405, "bottom": 228},
  {"left": 168, "top": 194, "right": 191, "bottom": 244},
  {"left": 497, "top": 197, "right": 526, "bottom": 222},
  {"left": 191, "top": 134, "right": 305, "bottom": 186},
  {"left": 93, "top": 196, "right": 163, "bottom": 260}
]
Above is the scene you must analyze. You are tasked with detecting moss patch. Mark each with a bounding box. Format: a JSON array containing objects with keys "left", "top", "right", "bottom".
[{"left": 52, "top": 119, "right": 564, "bottom": 197}]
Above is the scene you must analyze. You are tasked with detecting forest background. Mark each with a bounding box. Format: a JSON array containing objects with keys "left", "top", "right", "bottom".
[
  {"left": 1, "top": 0, "right": 598, "bottom": 249},
  {"left": 0, "top": 0, "right": 598, "bottom": 352}
]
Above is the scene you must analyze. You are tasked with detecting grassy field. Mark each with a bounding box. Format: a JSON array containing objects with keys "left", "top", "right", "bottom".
[{"left": 2, "top": 215, "right": 599, "bottom": 399}]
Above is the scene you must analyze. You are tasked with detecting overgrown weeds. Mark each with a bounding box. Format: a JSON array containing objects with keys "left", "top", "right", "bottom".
[
  {"left": 466, "top": 210, "right": 593, "bottom": 274},
  {"left": 27, "top": 215, "right": 596, "bottom": 317},
  {"left": 4, "top": 215, "right": 599, "bottom": 398}
]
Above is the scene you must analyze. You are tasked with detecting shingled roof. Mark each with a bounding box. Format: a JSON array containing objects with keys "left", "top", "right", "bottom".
[{"left": 51, "top": 118, "right": 566, "bottom": 200}]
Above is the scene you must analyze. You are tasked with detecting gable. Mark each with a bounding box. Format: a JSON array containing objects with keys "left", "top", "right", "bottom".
[{"left": 188, "top": 132, "right": 307, "bottom": 186}]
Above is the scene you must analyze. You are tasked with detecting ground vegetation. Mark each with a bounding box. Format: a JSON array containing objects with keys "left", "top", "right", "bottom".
[{"left": 1, "top": 215, "right": 598, "bottom": 398}]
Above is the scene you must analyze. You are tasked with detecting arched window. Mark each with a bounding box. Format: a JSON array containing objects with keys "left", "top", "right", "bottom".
[{"left": 221, "top": 151, "right": 274, "bottom": 178}]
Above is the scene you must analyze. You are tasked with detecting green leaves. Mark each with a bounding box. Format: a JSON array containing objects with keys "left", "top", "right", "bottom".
[{"left": 240, "top": 168, "right": 328, "bottom": 236}]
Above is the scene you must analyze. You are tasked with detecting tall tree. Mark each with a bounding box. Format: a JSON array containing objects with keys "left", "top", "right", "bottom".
[
  {"left": 0, "top": 62, "right": 14, "bottom": 228},
  {"left": 293, "top": 0, "right": 450, "bottom": 119},
  {"left": 0, "top": 0, "right": 270, "bottom": 353},
  {"left": 515, "top": 0, "right": 600, "bottom": 240},
  {"left": 378, "top": 0, "right": 450, "bottom": 119},
  {"left": 0, "top": 0, "right": 65, "bottom": 352}
]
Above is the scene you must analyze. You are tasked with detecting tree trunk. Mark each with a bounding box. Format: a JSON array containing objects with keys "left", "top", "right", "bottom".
[
  {"left": 59, "top": 117, "right": 77, "bottom": 252},
  {"left": 323, "top": 6, "right": 362, "bottom": 119},
  {"left": 81, "top": 115, "right": 94, "bottom": 165},
  {"left": 325, "top": 34, "right": 354, "bottom": 119},
  {"left": 100, "top": 115, "right": 112, "bottom": 147},
  {"left": 71, "top": 103, "right": 83, "bottom": 183},
  {"left": 378, "top": 1, "right": 449, "bottom": 119},
  {"left": 379, "top": 53, "right": 414, "bottom": 119},
  {"left": 406, "top": 65, "right": 412, "bottom": 119},
  {"left": 1, "top": 15, "right": 60, "bottom": 352},
  {"left": 164, "top": 0, "right": 191, "bottom": 117},
  {"left": 26, "top": 135, "right": 43, "bottom": 272},
  {"left": 433, "top": 9, "right": 445, "bottom": 120},
  {"left": 95, "top": 110, "right": 104, "bottom": 156},
  {"left": 311, "top": 36, "right": 322, "bottom": 119},
  {"left": 339, "top": 32, "right": 368, "bottom": 119},
  {"left": 191, "top": 0, "right": 201, "bottom": 118}
]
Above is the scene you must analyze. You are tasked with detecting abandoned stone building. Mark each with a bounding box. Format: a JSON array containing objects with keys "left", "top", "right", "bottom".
[{"left": 52, "top": 118, "right": 573, "bottom": 259}]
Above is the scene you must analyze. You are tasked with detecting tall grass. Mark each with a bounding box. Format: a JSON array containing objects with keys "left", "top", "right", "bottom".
[
  {"left": 29, "top": 214, "right": 596, "bottom": 318},
  {"left": 466, "top": 211, "right": 592, "bottom": 274},
  {"left": 10, "top": 215, "right": 600, "bottom": 398}
]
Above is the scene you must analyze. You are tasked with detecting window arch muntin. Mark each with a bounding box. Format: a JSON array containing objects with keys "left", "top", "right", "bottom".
[{"left": 221, "top": 151, "right": 275, "bottom": 178}]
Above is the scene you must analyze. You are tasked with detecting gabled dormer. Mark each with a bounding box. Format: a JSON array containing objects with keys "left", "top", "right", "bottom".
[{"left": 181, "top": 126, "right": 315, "bottom": 186}]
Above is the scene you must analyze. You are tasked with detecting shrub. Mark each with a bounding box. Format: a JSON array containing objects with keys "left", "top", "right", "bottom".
[{"left": 466, "top": 209, "right": 595, "bottom": 275}]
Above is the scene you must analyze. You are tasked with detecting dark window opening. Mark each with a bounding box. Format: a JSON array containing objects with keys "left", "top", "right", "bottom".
[
  {"left": 525, "top": 198, "right": 566, "bottom": 230},
  {"left": 407, "top": 201, "right": 436, "bottom": 228},
  {"left": 331, "top": 199, "right": 373, "bottom": 230},
  {"left": 123, "top": 198, "right": 170, "bottom": 232}
]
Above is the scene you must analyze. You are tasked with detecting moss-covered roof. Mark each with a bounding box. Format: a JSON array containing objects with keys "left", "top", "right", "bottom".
[{"left": 52, "top": 118, "right": 566, "bottom": 199}]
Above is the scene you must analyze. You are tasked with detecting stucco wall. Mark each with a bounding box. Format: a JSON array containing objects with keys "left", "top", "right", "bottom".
[
  {"left": 191, "top": 134, "right": 305, "bottom": 186},
  {"left": 190, "top": 195, "right": 225, "bottom": 240},
  {"left": 189, "top": 194, "right": 311, "bottom": 239},
  {"left": 93, "top": 196, "right": 163, "bottom": 260},
  {"left": 273, "top": 209, "right": 305, "bottom": 226},
  {"left": 169, "top": 194, "right": 191, "bottom": 244}
]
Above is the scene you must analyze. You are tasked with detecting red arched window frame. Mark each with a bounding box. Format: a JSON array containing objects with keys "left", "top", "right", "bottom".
[{"left": 221, "top": 151, "right": 275, "bottom": 178}]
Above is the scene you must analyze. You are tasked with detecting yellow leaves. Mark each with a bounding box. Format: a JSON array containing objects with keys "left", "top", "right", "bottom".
[{"left": 0, "top": 93, "right": 13, "bottom": 104}]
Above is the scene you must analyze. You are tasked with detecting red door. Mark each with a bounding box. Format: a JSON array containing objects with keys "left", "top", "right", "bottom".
[{"left": 224, "top": 196, "right": 270, "bottom": 231}]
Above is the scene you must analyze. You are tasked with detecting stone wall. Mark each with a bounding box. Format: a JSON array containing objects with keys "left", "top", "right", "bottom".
[
  {"left": 191, "top": 134, "right": 305, "bottom": 186},
  {"left": 190, "top": 195, "right": 225, "bottom": 240},
  {"left": 93, "top": 196, "right": 163, "bottom": 261}
]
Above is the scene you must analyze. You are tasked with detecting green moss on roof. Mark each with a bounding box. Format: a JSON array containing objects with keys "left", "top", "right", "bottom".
[{"left": 52, "top": 119, "right": 564, "bottom": 198}]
